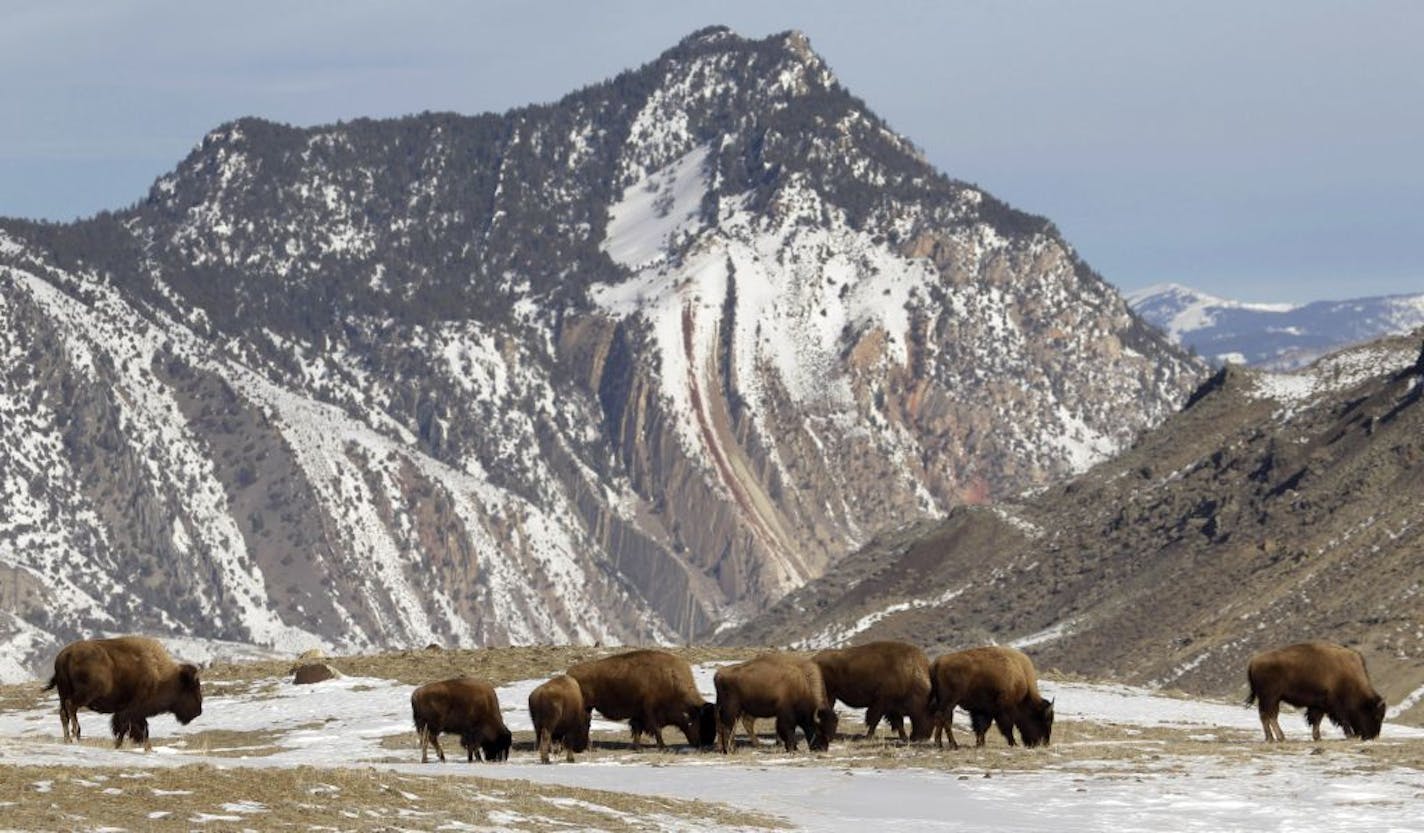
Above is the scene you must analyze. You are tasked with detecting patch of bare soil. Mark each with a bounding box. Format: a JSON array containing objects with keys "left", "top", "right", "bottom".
[{"left": 0, "top": 762, "right": 788, "bottom": 832}]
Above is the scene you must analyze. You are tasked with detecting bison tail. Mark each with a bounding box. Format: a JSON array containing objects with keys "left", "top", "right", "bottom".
[{"left": 43, "top": 675, "right": 57, "bottom": 692}]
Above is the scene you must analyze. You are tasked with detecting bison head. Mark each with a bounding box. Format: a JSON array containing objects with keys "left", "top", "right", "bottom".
[
  {"left": 481, "top": 727, "right": 513, "bottom": 762},
  {"left": 809, "top": 707, "right": 839, "bottom": 751},
  {"left": 1020, "top": 698, "right": 1054, "bottom": 747},
  {"left": 173, "top": 664, "right": 203, "bottom": 725},
  {"left": 691, "top": 702, "right": 717, "bottom": 749},
  {"left": 1353, "top": 695, "right": 1387, "bottom": 741}
]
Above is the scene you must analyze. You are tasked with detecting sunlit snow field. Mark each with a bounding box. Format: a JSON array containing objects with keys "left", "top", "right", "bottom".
[{"left": 2, "top": 662, "right": 1422, "bottom": 831}]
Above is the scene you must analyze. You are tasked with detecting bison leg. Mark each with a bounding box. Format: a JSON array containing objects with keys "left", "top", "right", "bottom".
[
  {"left": 720, "top": 715, "right": 739, "bottom": 754},
  {"left": 740, "top": 715, "right": 759, "bottom": 745},
  {"left": 863, "top": 704, "right": 884, "bottom": 739},
  {"left": 134, "top": 719, "right": 152, "bottom": 753},
  {"left": 427, "top": 728, "right": 448, "bottom": 763},
  {"left": 775, "top": 711, "right": 799, "bottom": 752},
  {"left": 57, "top": 699, "right": 74, "bottom": 743},
  {"left": 537, "top": 727, "right": 552, "bottom": 764},
  {"left": 991, "top": 712, "right": 1015, "bottom": 747},
  {"left": 110, "top": 713, "right": 132, "bottom": 749},
  {"left": 716, "top": 701, "right": 739, "bottom": 754},
  {"left": 123, "top": 718, "right": 152, "bottom": 753},
  {"left": 935, "top": 706, "right": 959, "bottom": 750},
  {"left": 970, "top": 711, "right": 991, "bottom": 747},
  {"left": 1257, "top": 699, "right": 1284, "bottom": 742},
  {"left": 1306, "top": 707, "right": 1325, "bottom": 742},
  {"left": 887, "top": 713, "right": 909, "bottom": 743}
]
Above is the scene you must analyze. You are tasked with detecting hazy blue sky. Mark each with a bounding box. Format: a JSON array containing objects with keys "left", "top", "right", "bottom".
[{"left": 2, "top": 0, "right": 1419, "bottom": 302}]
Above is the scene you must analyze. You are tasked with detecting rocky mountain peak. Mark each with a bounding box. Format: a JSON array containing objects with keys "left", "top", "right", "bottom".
[{"left": 0, "top": 28, "right": 1203, "bottom": 679}]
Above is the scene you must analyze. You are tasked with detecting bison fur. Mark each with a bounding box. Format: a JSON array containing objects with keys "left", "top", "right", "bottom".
[
  {"left": 929, "top": 645, "right": 1053, "bottom": 749},
  {"left": 813, "top": 640, "right": 933, "bottom": 742},
  {"left": 411, "top": 677, "right": 512, "bottom": 763},
  {"left": 528, "top": 675, "right": 591, "bottom": 763},
  {"left": 1246, "top": 641, "right": 1386, "bottom": 742},
  {"left": 713, "top": 653, "right": 839, "bottom": 753},
  {"left": 566, "top": 649, "right": 715, "bottom": 750},
  {"left": 44, "top": 636, "right": 202, "bottom": 752}
]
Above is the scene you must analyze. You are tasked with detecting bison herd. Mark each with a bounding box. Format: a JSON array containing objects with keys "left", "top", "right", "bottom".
[{"left": 41, "top": 637, "right": 1391, "bottom": 761}]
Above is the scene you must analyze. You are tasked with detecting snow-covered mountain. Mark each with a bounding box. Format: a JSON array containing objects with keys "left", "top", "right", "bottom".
[
  {"left": 1127, "top": 282, "right": 1424, "bottom": 369},
  {"left": 0, "top": 27, "right": 1202, "bottom": 679}
]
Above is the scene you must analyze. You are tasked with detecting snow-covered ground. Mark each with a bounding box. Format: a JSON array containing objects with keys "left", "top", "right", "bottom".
[{"left": 2, "top": 665, "right": 1421, "bottom": 832}]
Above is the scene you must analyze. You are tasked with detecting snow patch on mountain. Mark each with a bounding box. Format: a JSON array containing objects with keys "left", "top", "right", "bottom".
[
  {"left": 1248, "top": 340, "right": 1418, "bottom": 418},
  {"left": 602, "top": 145, "right": 711, "bottom": 270},
  {"left": 794, "top": 584, "right": 969, "bottom": 650}
]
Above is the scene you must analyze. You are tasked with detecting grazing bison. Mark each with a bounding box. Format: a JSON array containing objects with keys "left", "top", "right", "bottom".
[
  {"left": 566, "top": 649, "right": 715, "bottom": 750},
  {"left": 528, "top": 675, "right": 591, "bottom": 763},
  {"left": 929, "top": 645, "right": 1053, "bottom": 749},
  {"left": 44, "top": 636, "right": 202, "bottom": 752},
  {"left": 410, "top": 677, "right": 512, "bottom": 763},
  {"left": 1246, "top": 641, "right": 1387, "bottom": 742},
  {"left": 813, "top": 640, "right": 933, "bottom": 741},
  {"left": 713, "top": 653, "right": 839, "bottom": 753}
]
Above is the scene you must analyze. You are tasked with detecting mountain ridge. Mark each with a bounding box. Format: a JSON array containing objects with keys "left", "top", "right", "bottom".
[
  {"left": 0, "top": 28, "right": 1201, "bottom": 679},
  {"left": 1127, "top": 281, "right": 1424, "bottom": 370}
]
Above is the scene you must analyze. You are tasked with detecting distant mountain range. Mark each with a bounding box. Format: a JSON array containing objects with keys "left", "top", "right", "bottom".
[{"left": 1126, "top": 283, "right": 1424, "bottom": 370}]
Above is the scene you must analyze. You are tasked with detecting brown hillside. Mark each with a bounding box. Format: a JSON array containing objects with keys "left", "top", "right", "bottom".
[{"left": 726, "top": 332, "right": 1424, "bottom": 722}]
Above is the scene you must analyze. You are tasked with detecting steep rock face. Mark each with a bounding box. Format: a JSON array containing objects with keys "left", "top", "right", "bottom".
[
  {"left": 0, "top": 28, "right": 1200, "bottom": 677},
  {"left": 727, "top": 332, "right": 1424, "bottom": 721}
]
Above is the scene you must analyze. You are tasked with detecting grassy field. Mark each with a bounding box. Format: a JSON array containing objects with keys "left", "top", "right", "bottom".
[{"left": 4, "top": 645, "right": 1421, "bottom": 832}]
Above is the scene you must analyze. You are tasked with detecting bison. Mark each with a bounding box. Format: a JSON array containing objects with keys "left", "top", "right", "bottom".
[
  {"left": 528, "top": 675, "right": 591, "bottom": 763},
  {"left": 44, "top": 636, "right": 202, "bottom": 752},
  {"left": 566, "top": 649, "right": 715, "bottom": 750},
  {"left": 410, "top": 677, "right": 512, "bottom": 763},
  {"left": 713, "top": 653, "right": 839, "bottom": 753},
  {"left": 929, "top": 645, "right": 1053, "bottom": 749},
  {"left": 813, "top": 640, "right": 933, "bottom": 741},
  {"left": 1246, "top": 641, "right": 1387, "bottom": 742}
]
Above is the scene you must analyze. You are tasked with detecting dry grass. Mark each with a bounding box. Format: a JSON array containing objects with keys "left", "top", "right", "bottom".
[
  {"left": 0, "top": 762, "right": 789, "bottom": 832},
  {"left": 199, "top": 644, "right": 768, "bottom": 690}
]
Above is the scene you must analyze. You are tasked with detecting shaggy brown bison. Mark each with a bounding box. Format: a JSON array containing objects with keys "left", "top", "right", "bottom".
[
  {"left": 929, "top": 645, "right": 1053, "bottom": 749},
  {"left": 410, "top": 677, "right": 512, "bottom": 763},
  {"left": 566, "top": 649, "right": 715, "bottom": 750},
  {"left": 1246, "top": 641, "right": 1387, "bottom": 741},
  {"left": 813, "top": 640, "right": 933, "bottom": 741},
  {"left": 713, "top": 653, "right": 839, "bottom": 753},
  {"left": 528, "top": 675, "right": 591, "bottom": 763},
  {"left": 44, "top": 636, "right": 202, "bottom": 752}
]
